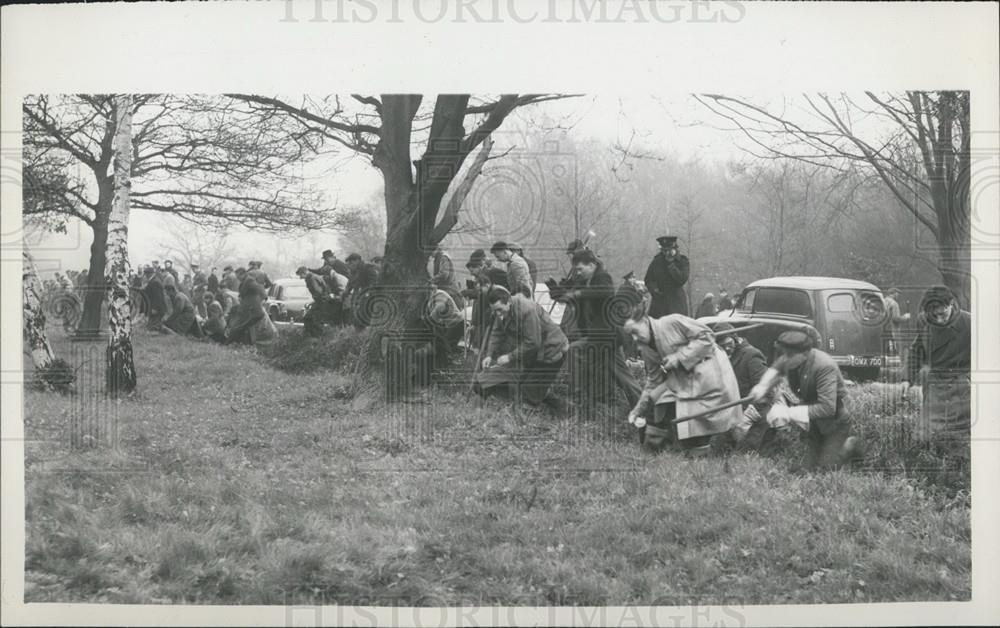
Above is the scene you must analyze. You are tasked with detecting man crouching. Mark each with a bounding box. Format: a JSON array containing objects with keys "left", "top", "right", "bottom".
[
  {"left": 473, "top": 286, "right": 569, "bottom": 406},
  {"left": 623, "top": 310, "right": 742, "bottom": 457},
  {"left": 749, "top": 330, "right": 863, "bottom": 470}
]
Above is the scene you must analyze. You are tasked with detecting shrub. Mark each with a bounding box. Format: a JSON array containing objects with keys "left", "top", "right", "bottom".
[
  {"left": 30, "top": 358, "right": 76, "bottom": 394},
  {"left": 260, "top": 327, "right": 368, "bottom": 375}
]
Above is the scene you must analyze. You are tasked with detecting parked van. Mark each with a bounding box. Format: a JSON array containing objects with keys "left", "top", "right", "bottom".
[{"left": 703, "top": 276, "right": 897, "bottom": 381}]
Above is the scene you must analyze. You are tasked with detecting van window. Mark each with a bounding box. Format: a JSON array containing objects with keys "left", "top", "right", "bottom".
[
  {"left": 738, "top": 289, "right": 756, "bottom": 312},
  {"left": 827, "top": 293, "right": 855, "bottom": 313},
  {"left": 859, "top": 292, "right": 886, "bottom": 323},
  {"left": 753, "top": 287, "right": 812, "bottom": 317}
]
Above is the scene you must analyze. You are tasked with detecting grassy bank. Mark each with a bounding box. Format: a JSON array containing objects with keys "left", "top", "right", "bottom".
[{"left": 23, "top": 329, "right": 970, "bottom": 605}]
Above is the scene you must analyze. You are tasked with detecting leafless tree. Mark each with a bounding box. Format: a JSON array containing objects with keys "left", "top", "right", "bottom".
[
  {"left": 225, "top": 94, "right": 579, "bottom": 362},
  {"left": 695, "top": 91, "right": 972, "bottom": 306},
  {"left": 156, "top": 219, "right": 235, "bottom": 276},
  {"left": 23, "top": 94, "right": 343, "bottom": 336}
]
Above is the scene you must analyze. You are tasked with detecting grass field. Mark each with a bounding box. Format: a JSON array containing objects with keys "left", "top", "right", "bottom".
[{"left": 22, "top": 327, "right": 970, "bottom": 606}]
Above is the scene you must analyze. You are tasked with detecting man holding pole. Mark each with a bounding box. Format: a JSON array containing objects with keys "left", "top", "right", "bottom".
[{"left": 623, "top": 309, "right": 741, "bottom": 457}]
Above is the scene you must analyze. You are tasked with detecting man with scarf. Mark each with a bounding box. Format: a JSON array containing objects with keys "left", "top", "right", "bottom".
[{"left": 902, "top": 285, "right": 971, "bottom": 454}]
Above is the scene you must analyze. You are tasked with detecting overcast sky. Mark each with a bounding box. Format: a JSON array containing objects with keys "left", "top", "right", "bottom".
[{"left": 25, "top": 93, "right": 861, "bottom": 277}]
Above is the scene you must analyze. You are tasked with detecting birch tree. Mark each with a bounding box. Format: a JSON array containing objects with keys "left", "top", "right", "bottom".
[
  {"left": 22, "top": 249, "right": 56, "bottom": 379},
  {"left": 105, "top": 95, "right": 137, "bottom": 395},
  {"left": 23, "top": 94, "right": 342, "bottom": 337}
]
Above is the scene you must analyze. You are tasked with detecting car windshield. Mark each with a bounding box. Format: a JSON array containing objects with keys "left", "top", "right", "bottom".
[
  {"left": 752, "top": 287, "right": 812, "bottom": 317},
  {"left": 282, "top": 285, "right": 310, "bottom": 299}
]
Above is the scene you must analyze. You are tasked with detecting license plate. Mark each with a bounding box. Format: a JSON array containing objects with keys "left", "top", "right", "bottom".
[{"left": 849, "top": 356, "right": 883, "bottom": 367}]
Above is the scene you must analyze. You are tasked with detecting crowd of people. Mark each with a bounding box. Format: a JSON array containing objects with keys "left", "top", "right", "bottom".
[
  {"left": 402, "top": 234, "right": 971, "bottom": 468},
  {"left": 41, "top": 233, "right": 971, "bottom": 468}
]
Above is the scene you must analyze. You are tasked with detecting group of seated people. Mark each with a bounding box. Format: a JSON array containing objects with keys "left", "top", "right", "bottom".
[{"left": 131, "top": 257, "right": 296, "bottom": 345}]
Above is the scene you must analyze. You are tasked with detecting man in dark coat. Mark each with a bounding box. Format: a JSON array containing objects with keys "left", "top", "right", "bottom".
[
  {"left": 903, "top": 285, "right": 971, "bottom": 452},
  {"left": 298, "top": 265, "right": 334, "bottom": 337},
  {"left": 715, "top": 322, "right": 770, "bottom": 445},
  {"left": 164, "top": 284, "right": 203, "bottom": 338},
  {"left": 463, "top": 249, "right": 508, "bottom": 353},
  {"left": 643, "top": 235, "right": 690, "bottom": 317},
  {"left": 717, "top": 288, "right": 734, "bottom": 312},
  {"left": 207, "top": 267, "right": 220, "bottom": 295},
  {"left": 559, "top": 249, "right": 642, "bottom": 407},
  {"left": 474, "top": 286, "right": 569, "bottom": 405},
  {"left": 310, "top": 249, "right": 351, "bottom": 286},
  {"left": 220, "top": 266, "right": 239, "bottom": 292},
  {"left": 191, "top": 263, "right": 207, "bottom": 289},
  {"left": 750, "top": 330, "right": 862, "bottom": 470},
  {"left": 345, "top": 253, "right": 380, "bottom": 329},
  {"left": 246, "top": 260, "right": 273, "bottom": 291},
  {"left": 141, "top": 267, "right": 167, "bottom": 331}
]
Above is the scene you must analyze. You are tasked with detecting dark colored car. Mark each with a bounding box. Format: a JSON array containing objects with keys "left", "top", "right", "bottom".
[
  {"left": 702, "top": 276, "right": 897, "bottom": 381},
  {"left": 265, "top": 278, "right": 312, "bottom": 322}
]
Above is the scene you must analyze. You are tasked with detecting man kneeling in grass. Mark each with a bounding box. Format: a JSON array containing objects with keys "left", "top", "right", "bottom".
[
  {"left": 473, "top": 286, "right": 569, "bottom": 406},
  {"left": 749, "top": 330, "right": 863, "bottom": 470}
]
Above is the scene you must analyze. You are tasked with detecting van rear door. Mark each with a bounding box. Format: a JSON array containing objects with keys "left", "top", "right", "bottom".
[{"left": 823, "top": 290, "right": 886, "bottom": 366}]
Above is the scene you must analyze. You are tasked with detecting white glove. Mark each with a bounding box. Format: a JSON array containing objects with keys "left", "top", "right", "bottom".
[
  {"left": 766, "top": 404, "right": 791, "bottom": 428},
  {"left": 787, "top": 405, "right": 810, "bottom": 431}
]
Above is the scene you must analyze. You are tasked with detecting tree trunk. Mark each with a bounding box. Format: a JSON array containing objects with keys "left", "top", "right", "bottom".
[
  {"left": 76, "top": 189, "right": 112, "bottom": 339},
  {"left": 105, "top": 95, "right": 137, "bottom": 396},
  {"left": 22, "top": 248, "right": 56, "bottom": 379}
]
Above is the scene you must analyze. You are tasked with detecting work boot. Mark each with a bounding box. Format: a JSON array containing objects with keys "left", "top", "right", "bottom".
[
  {"left": 839, "top": 436, "right": 864, "bottom": 465},
  {"left": 641, "top": 424, "right": 670, "bottom": 454}
]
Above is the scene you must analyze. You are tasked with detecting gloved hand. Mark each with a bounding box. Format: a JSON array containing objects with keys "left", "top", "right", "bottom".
[
  {"left": 766, "top": 403, "right": 791, "bottom": 428},
  {"left": 744, "top": 403, "right": 762, "bottom": 423}
]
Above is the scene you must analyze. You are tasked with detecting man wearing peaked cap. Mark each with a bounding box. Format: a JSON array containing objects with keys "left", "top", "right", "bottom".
[
  {"left": 644, "top": 235, "right": 690, "bottom": 318},
  {"left": 748, "top": 328, "right": 862, "bottom": 470}
]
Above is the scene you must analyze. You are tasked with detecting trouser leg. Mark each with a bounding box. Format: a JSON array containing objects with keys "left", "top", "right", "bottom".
[
  {"left": 642, "top": 402, "right": 675, "bottom": 452},
  {"left": 521, "top": 355, "right": 565, "bottom": 405},
  {"left": 613, "top": 345, "right": 642, "bottom": 406}
]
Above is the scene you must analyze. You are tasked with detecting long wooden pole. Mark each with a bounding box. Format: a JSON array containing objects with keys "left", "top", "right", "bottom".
[{"left": 672, "top": 395, "right": 754, "bottom": 425}]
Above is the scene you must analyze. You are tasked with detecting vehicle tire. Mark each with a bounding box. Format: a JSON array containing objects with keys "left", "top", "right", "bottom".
[{"left": 846, "top": 366, "right": 880, "bottom": 383}]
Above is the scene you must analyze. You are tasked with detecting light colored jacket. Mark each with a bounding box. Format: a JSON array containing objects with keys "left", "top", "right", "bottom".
[
  {"left": 506, "top": 253, "right": 533, "bottom": 299},
  {"left": 636, "top": 314, "right": 741, "bottom": 439}
]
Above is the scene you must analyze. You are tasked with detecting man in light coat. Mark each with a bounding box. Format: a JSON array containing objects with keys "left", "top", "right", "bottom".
[
  {"left": 490, "top": 240, "right": 533, "bottom": 299},
  {"left": 624, "top": 311, "right": 741, "bottom": 456}
]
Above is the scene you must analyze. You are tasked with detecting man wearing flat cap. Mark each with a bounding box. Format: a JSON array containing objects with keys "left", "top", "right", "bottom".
[
  {"left": 903, "top": 285, "right": 971, "bottom": 451},
  {"left": 749, "top": 329, "right": 862, "bottom": 470},
  {"left": 644, "top": 235, "right": 690, "bottom": 318}
]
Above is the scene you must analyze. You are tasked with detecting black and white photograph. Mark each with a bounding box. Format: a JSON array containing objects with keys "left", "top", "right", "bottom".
[{"left": 2, "top": 2, "right": 998, "bottom": 626}]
